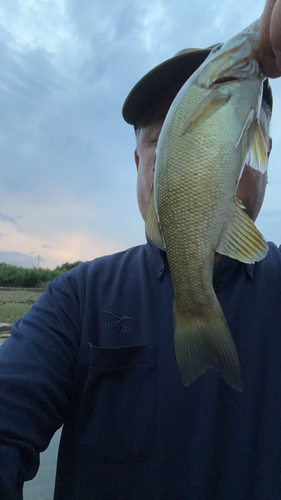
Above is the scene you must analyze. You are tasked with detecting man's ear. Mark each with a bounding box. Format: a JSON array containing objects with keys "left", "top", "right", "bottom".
[{"left": 135, "top": 149, "right": 140, "bottom": 170}]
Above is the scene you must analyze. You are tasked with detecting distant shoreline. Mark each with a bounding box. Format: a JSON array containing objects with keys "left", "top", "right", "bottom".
[{"left": 0, "top": 287, "right": 46, "bottom": 292}]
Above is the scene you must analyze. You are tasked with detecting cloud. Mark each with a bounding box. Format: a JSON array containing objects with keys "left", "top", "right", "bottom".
[
  {"left": 0, "top": 213, "right": 130, "bottom": 269},
  {"left": 0, "top": 213, "right": 18, "bottom": 224},
  {"left": 0, "top": 0, "right": 281, "bottom": 272},
  {"left": 0, "top": 250, "right": 45, "bottom": 268}
]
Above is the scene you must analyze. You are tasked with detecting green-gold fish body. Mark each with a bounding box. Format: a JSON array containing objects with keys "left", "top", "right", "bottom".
[{"left": 146, "top": 20, "right": 269, "bottom": 391}]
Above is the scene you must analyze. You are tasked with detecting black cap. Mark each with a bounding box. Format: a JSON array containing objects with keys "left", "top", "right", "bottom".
[{"left": 122, "top": 46, "right": 273, "bottom": 126}]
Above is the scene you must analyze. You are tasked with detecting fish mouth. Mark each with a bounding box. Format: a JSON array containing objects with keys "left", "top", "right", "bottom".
[{"left": 213, "top": 76, "right": 241, "bottom": 85}]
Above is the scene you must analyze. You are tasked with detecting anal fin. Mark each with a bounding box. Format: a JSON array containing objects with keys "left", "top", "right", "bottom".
[{"left": 216, "top": 197, "right": 268, "bottom": 263}]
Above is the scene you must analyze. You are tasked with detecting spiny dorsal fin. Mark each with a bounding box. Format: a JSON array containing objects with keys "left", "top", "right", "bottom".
[
  {"left": 145, "top": 184, "right": 165, "bottom": 250},
  {"left": 216, "top": 197, "right": 268, "bottom": 263}
]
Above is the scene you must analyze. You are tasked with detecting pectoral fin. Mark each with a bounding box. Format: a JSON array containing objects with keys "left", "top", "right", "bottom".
[
  {"left": 216, "top": 197, "right": 268, "bottom": 263},
  {"left": 181, "top": 89, "right": 231, "bottom": 136},
  {"left": 145, "top": 184, "right": 165, "bottom": 250},
  {"left": 236, "top": 110, "right": 268, "bottom": 173},
  {"left": 245, "top": 119, "right": 268, "bottom": 173}
]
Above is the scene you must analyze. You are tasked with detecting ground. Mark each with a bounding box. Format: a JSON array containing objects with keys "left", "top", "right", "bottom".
[{"left": 0, "top": 288, "right": 44, "bottom": 345}]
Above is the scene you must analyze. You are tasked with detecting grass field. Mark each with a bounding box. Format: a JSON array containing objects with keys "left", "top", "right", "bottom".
[{"left": 0, "top": 288, "right": 44, "bottom": 345}]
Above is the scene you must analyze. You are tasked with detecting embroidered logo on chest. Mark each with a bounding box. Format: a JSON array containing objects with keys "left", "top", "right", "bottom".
[{"left": 99, "top": 310, "right": 135, "bottom": 334}]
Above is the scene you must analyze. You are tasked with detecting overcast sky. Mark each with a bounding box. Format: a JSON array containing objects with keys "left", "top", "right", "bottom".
[{"left": 1, "top": 0, "right": 281, "bottom": 269}]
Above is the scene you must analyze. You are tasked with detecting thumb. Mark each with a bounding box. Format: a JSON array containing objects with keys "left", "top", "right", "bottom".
[{"left": 270, "top": 0, "right": 281, "bottom": 70}]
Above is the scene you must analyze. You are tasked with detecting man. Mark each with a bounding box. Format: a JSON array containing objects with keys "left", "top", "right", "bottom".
[{"left": 0, "top": 4, "right": 281, "bottom": 500}]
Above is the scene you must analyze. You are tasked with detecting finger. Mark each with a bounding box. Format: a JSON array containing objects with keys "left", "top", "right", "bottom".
[
  {"left": 270, "top": 0, "right": 281, "bottom": 69},
  {"left": 260, "top": 0, "right": 277, "bottom": 58},
  {"left": 259, "top": 0, "right": 281, "bottom": 77},
  {"left": 260, "top": 54, "right": 281, "bottom": 77}
]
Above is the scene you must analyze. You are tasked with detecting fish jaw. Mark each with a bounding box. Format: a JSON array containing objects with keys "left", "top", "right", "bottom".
[{"left": 193, "top": 19, "right": 263, "bottom": 90}]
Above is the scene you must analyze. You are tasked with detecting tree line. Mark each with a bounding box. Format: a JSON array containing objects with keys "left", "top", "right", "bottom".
[{"left": 0, "top": 261, "right": 83, "bottom": 288}]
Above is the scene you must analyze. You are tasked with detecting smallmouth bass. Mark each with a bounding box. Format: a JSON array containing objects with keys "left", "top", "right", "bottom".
[{"left": 146, "top": 20, "right": 269, "bottom": 391}]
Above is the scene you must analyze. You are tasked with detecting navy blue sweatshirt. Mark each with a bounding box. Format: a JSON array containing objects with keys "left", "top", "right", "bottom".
[{"left": 0, "top": 239, "right": 281, "bottom": 499}]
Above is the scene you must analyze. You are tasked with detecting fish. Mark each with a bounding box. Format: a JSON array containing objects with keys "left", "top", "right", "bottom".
[{"left": 145, "top": 19, "right": 269, "bottom": 391}]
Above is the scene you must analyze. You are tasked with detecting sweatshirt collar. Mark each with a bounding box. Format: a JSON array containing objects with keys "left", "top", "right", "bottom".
[
  {"left": 145, "top": 235, "right": 167, "bottom": 279},
  {"left": 145, "top": 233, "right": 253, "bottom": 286}
]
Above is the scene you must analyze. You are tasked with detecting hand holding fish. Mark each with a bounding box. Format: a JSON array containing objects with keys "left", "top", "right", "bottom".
[{"left": 260, "top": 0, "right": 281, "bottom": 77}]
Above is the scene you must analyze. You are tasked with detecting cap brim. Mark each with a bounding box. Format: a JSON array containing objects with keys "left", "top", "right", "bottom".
[{"left": 122, "top": 48, "right": 212, "bottom": 125}]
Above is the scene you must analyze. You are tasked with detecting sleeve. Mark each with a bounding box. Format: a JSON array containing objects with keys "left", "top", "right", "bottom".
[{"left": 0, "top": 269, "right": 81, "bottom": 499}]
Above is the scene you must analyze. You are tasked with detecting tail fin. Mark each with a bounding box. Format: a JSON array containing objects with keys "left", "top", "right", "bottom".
[{"left": 174, "top": 304, "right": 243, "bottom": 391}]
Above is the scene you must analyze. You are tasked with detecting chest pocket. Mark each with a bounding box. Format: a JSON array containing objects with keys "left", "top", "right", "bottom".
[{"left": 73, "top": 344, "right": 155, "bottom": 462}]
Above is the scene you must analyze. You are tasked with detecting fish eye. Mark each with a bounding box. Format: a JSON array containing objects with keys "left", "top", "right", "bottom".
[{"left": 211, "top": 44, "right": 223, "bottom": 54}]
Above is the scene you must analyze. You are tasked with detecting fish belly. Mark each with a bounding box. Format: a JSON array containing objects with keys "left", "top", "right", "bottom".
[{"left": 155, "top": 90, "right": 244, "bottom": 391}]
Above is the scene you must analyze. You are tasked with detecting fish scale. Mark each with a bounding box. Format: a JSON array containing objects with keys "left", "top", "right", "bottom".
[{"left": 146, "top": 19, "right": 268, "bottom": 390}]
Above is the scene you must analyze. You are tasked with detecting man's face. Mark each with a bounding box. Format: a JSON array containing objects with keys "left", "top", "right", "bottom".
[
  {"left": 135, "top": 121, "right": 163, "bottom": 221},
  {"left": 135, "top": 107, "right": 271, "bottom": 223}
]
